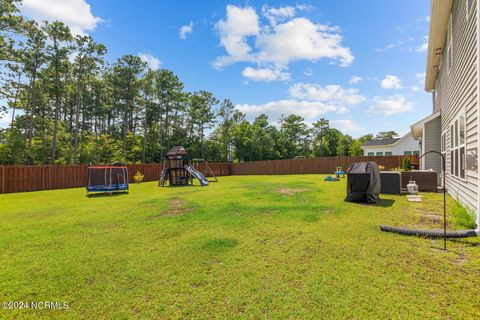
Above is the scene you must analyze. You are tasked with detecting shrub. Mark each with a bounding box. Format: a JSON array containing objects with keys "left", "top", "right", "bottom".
[
  {"left": 402, "top": 157, "right": 412, "bottom": 171},
  {"left": 452, "top": 200, "right": 477, "bottom": 229},
  {"left": 134, "top": 171, "right": 144, "bottom": 184},
  {"left": 378, "top": 165, "right": 385, "bottom": 171}
]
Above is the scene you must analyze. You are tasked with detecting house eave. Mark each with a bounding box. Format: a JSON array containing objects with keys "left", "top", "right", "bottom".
[
  {"left": 425, "top": 0, "right": 454, "bottom": 91},
  {"left": 410, "top": 111, "right": 441, "bottom": 139}
]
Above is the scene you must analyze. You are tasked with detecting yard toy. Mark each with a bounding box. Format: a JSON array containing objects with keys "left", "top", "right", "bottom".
[
  {"left": 345, "top": 162, "right": 381, "bottom": 204},
  {"left": 324, "top": 176, "right": 339, "bottom": 182},
  {"left": 158, "top": 146, "right": 209, "bottom": 187},
  {"left": 86, "top": 163, "right": 129, "bottom": 196},
  {"left": 334, "top": 166, "right": 345, "bottom": 178}
]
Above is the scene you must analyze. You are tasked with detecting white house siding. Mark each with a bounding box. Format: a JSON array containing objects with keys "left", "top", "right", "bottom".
[
  {"left": 423, "top": 116, "right": 442, "bottom": 173},
  {"left": 362, "top": 133, "right": 420, "bottom": 156},
  {"left": 435, "top": 0, "right": 478, "bottom": 213}
]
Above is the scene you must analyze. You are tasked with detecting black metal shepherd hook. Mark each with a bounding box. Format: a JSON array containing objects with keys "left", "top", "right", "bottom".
[{"left": 417, "top": 151, "right": 447, "bottom": 251}]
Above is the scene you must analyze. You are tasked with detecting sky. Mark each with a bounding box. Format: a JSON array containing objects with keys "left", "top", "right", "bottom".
[{"left": 2, "top": 0, "right": 432, "bottom": 138}]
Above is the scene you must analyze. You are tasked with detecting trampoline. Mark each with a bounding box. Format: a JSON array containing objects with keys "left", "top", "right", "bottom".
[{"left": 86, "top": 165, "right": 129, "bottom": 196}]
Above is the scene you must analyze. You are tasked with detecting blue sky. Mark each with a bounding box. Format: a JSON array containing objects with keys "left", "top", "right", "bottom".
[{"left": 10, "top": 0, "right": 431, "bottom": 138}]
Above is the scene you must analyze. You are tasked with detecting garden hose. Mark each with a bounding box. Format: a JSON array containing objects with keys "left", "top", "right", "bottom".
[{"left": 380, "top": 225, "right": 478, "bottom": 238}]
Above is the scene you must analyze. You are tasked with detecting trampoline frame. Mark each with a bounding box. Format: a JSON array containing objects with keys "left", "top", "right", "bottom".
[{"left": 86, "top": 165, "right": 129, "bottom": 196}]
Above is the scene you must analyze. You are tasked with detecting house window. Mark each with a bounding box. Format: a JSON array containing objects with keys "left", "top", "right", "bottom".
[
  {"left": 376, "top": 152, "right": 384, "bottom": 156},
  {"left": 450, "top": 150, "right": 454, "bottom": 174},
  {"left": 441, "top": 133, "right": 446, "bottom": 152},
  {"left": 368, "top": 152, "right": 374, "bottom": 156},
  {"left": 441, "top": 133, "right": 447, "bottom": 172},
  {"left": 447, "top": 14, "right": 453, "bottom": 72},
  {"left": 404, "top": 151, "right": 412, "bottom": 155},
  {"left": 450, "top": 124, "right": 454, "bottom": 149},
  {"left": 385, "top": 152, "right": 393, "bottom": 156},
  {"left": 454, "top": 119, "right": 459, "bottom": 147},
  {"left": 451, "top": 114, "right": 466, "bottom": 179},
  {"left": 459, "top": 115, "right": 465, "bottom": 145}
]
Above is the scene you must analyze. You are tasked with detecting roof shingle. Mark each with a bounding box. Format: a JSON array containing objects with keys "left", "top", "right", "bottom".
[{"left": 361, "top": 138, "right": 400, "bottom": 147}]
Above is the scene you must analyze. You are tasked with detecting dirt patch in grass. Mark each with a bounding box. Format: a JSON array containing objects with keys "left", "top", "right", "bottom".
[
  {"left": 162, "top": 198, "right": 193, "bottom": 216},
  {"left": 418, "top": 214, "right": 442, "bottom": 224},
  {"left": 147, "top": 198, "right": 193, "bottom": 218},
  {"left": 454, "top": 253, "right": 469, "bottom": 265},
  {"left": 274, "top": 188, "right": 307, "bottom": 196}
]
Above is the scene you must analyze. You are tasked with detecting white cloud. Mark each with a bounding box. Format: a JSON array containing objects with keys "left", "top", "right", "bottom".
[
  {"left": 296, "top": 3, "right": 315, "bottom": 11},
  {"left": 386, "top": 39, "right": 404, "bottom": 49},
  {"left": 416, "top": 72, "right": 426, "bottom": 80},
  {"left": 415, "top": 36, "right": 428, "bottom": 52},
  {"left": 235, "top": 81, "right": 367, "bottom": 122},
  {"left": 330, "top": 119, "right": 363, "bottom": 133},
  {"left": 411, "top": 86, "right": 420, "bottom": 92},
  {"left": 236, "top": 99, "right": 339, "bottom": 121},
  {"left": 214, "top": 5, "right": 354, "bottom": 76},
  {"left": 376, "top": 39, "right": 404, "bottom": 52},
  {"left": 366, "top": 95, "right": 413, "bottom": 116},
  {"left": 20, "top": 0, "right": 102, "bottom": 35},
  {"left": 214, "top": 5, "right": 260, "bottom": 68},
  {"left": 381, "top": 75, "right": 403, "bottom": 89},
  {"left": 289, "top": 83, "right": 366, "bottom": 106},
  {"left": 242, "top": 66, "right": 290, "bottom": 81},
  {"left": 139, "top": 53, "right": 161, "bottom": 70},
  {"left": 179, "top": 21, "right": 193, "bottom": 40},
  {"left": 349, "top": 76, "right": 363, "bottom": 84},
  {"left": 303, "top": 68, "right": 314, "bottom": 76},
  {"left": 255, "top": 18, "right": 354, "bottom": 67},
  {"left": 262, "top": 5, "right": 296, "bottom": 25}
]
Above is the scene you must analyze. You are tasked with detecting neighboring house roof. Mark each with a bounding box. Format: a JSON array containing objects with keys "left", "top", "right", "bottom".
[
  {"left": 361, "top": 138, "right": 400, "bottom": 147},
  {"left": 361, "top": 132, "right": 415, "bottom": 149},
  {"left": 425, "top": 0, "right": 453, "bottom": 91}
]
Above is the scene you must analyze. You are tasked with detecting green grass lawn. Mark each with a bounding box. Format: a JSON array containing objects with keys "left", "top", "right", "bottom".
[{"left": 1, "top": 175, "right": 479, "bottom": 319}]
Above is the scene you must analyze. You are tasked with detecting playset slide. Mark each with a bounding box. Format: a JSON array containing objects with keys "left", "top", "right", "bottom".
[{"left": 184, "top": 165, "right": 209, "bottom": 186}]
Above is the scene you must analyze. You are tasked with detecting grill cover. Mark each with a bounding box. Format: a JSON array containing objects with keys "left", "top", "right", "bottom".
[{"left": 345, "top": 162, "right": 381, "bottom": 204}]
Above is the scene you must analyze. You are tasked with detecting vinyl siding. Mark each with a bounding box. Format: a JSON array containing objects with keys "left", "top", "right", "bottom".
[
  {"left": 423, "top": 117, "right": 442, "bottom": 173},
  {"left": 435, "top": 0, "right": 478, "bottom": 213}
]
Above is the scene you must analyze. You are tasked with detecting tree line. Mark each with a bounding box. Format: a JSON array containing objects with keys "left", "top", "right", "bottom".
[{"left": 0, "top": 1, "right": 398, "bottom": 165}]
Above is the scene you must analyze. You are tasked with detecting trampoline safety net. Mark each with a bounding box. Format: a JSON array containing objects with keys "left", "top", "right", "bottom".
[{"left": 87, "top": 166, "right": 129, "bottom": 194}]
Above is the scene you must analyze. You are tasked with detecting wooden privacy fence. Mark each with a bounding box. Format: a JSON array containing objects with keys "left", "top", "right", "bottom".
[
  {"left": 0, "top": 162, "right": 231, "bottom": 194},
  {"left": 0, "top": 157, "right": 416, "bottom": 194},
  {"left": 231, "top": 156, "right": 418, "bottom": 175}
]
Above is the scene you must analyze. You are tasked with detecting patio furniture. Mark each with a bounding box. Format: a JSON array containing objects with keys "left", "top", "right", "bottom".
[
  {"left": 401, "top": 171, "right": 438, "bottom": 192},
  {"left": 379, "top": 171, "right": 401, "bottom": 194}
]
